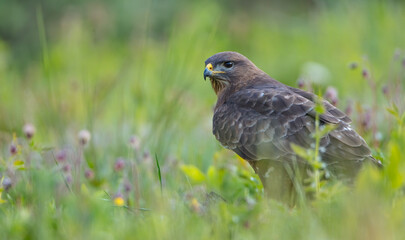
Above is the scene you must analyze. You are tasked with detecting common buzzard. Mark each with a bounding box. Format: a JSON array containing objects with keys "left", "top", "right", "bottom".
[{"left": 204, "top": 51, "right": 381, "bottom": 203}]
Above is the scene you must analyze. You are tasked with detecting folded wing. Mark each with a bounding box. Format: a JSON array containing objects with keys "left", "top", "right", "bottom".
[{"left": 213, "top": 86, "right": 379, "bottom": 177}]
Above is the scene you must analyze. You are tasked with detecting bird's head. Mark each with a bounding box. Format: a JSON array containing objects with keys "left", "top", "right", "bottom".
[{"left": 204, "top": 51, "right": 260, "bottom": 95}]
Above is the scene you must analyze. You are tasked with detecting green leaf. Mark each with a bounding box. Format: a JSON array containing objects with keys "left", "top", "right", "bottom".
[
  {"left": 386, "top": 107, "right": 399, "bottom": 118},
  {"left": 316, "top": 124, "right": 337, "bottom": 138},
  {"left": 207, "top": 165, "right": 224, "bottom": 187},
  {"left": 155, "top": 154, "right": 163, "bottom": 193},
  {"left": 291, "top": 144, "right": 311, "bottom": 160},
  {"left": 314, "top": 105, "right": 325, "bottom": 114},
  {"left": 14, "top": 160, "right": 25, "bottom": 166},
  {"left": 314, "top": 97, "right": 326, "bottom": 114}
]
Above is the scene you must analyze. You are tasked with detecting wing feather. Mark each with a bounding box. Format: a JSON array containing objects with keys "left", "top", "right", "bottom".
[{"left": 213, "top": 86, "right": 375, "bottom": 172}]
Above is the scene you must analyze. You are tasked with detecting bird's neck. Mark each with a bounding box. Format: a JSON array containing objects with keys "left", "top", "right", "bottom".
[{"left": 214, "top": 85, "right": 233, "bottom": 110}]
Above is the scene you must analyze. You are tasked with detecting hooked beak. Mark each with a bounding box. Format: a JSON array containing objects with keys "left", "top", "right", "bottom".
[
  {"left": 204, "top": 68, "right": 212, "bottom": 80},
  {"left": 204, "top": 63, "right": 214, "bottom": 80}
]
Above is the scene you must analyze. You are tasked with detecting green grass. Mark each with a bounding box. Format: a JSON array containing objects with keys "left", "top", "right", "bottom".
[{"left": 1, "top": 0, "right": 405, "bottom": 239}]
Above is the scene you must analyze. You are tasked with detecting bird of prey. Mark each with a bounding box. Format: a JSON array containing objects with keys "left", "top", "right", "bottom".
[{"left": 203, "top": 51, "right": 381, "bottom": 203}]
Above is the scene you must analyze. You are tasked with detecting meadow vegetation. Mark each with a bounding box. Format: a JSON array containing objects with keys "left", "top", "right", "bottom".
[{"left": 1, "top": 0, "right": 405, "bottom": 239}]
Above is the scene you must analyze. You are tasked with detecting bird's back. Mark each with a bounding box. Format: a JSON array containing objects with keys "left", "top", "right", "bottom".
[{"left": 213, "top": 82, "right": 380, "bottom": 180}]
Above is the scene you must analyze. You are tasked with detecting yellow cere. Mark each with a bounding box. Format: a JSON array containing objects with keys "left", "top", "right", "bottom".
[{"left": 206, "top": 63, "right": 225, "bottom": 74}]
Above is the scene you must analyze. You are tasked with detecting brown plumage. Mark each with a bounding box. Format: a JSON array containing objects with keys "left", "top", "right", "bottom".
[{"left": 203, "top": 51, "right": 381, "bottom": 204}]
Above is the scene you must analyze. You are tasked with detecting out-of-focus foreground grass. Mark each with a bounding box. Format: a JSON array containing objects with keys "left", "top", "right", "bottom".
[{"left": 1, "top": 0, "right": 405, "bottom": 239}]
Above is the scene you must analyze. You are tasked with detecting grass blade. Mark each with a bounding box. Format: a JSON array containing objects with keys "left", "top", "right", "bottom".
[{"left": 155, "top": 153, "right": 163, "bottom": 194}]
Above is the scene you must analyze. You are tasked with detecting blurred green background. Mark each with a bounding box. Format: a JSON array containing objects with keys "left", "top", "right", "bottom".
[{"left": 1, "top": 0, "right": 405, "bottom": 239}]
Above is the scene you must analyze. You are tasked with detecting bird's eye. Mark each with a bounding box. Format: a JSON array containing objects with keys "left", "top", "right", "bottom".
[{"left": 223, "top": 61, "right": 234, "bottom": 68}]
